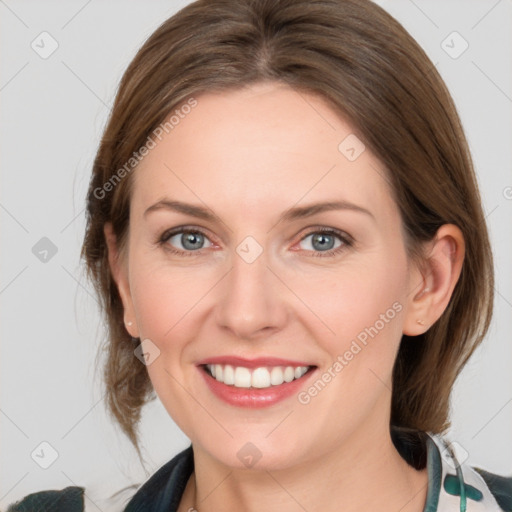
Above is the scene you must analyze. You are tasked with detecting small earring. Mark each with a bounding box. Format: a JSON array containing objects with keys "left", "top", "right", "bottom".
[
  {"left": 416, "top": 319, "right": 426, "bottom": 326},
  {"left": 126, "top": 321, "right": 133, "bottom": 327}
]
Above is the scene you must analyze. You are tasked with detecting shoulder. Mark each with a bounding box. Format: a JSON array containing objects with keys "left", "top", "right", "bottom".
[
  {"left": 5, "top": 445, "right": 194, "bottom": 512},
  {"left": 6, "top": 486, "right": 85, "bottom": 512},
  {"left": 5, "top": 481, "right": 142, "bottom": 512},
  {"left": 471, "top": 466, "right": 512, "bottom": 512},
  {"left": 426, "top": 430, "right": 512, "bottom": 512}
]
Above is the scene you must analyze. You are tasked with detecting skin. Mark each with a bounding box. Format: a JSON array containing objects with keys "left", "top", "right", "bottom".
[{"left": 105, "top": 81, "right": 465, "bottom": 512}]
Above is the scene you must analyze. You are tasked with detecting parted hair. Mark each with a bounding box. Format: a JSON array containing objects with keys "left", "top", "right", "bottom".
[{"left": 81, "top": 0, "right": 494, "bottom": 460}]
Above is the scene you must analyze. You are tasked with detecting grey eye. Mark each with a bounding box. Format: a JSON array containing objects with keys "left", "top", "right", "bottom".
[
  {"left": 167, "top": 231, "right": 212, "bottom": 251},
  {"left": 300, "top": 232, "right": 342, "bottom": 252}
]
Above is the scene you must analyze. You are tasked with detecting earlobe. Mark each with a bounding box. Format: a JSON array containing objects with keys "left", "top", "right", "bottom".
[
  {"left": 403, "top": 224, "right": 465, "bottom": 336},
  {"left": 103, "top": 222, "right": 139, "bottom": 338}
]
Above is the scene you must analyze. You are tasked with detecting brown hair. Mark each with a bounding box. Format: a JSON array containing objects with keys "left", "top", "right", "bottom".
[{"left": 81, "top": 0, "right": 494, "bottom": 459}]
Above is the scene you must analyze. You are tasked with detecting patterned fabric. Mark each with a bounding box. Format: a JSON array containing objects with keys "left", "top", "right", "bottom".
[{"left": 6, "top": 427, "right": 512, "bottom": 511}]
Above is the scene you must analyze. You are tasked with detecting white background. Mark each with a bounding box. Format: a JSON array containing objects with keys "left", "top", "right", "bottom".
[{"left": 1, "top": 0, "right": 511, "bottom": 508}]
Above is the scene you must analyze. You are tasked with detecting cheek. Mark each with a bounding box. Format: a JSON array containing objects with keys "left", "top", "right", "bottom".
[
  {"left": 129, "top": 259, "right": 211, "bottom": 349},
  {"left": 129, "top": 260, "right": 211, "bottom": 427},
  {"left": 294, "top": 251, "right": 407, "bottom": 358}
]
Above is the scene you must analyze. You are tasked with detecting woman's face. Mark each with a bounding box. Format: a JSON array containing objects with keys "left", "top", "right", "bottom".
[{"left": 112, "top": 81, "right": 425, "bottom": 470}]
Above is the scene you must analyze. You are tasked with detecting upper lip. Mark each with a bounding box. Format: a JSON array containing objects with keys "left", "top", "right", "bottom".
[{"left": 196, "top": 356, "right": 315, "bottom": 369}]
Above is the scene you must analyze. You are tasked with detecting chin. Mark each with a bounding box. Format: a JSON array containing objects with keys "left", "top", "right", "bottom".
[{"left": 200, "top": 435, "right": 308, "bottom": 472}]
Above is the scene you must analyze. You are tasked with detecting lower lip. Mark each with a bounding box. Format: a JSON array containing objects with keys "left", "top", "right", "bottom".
[{"left": 198, "top": 366, "right": 316, "bottom": 408}]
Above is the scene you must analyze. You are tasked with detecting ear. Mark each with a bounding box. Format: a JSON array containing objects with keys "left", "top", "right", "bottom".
[
  {"left": 104, "top": 222, "right": 140, "bottom": 338},
  {"left": 402, "top": 224, "right": 465, "bottom": 336}
]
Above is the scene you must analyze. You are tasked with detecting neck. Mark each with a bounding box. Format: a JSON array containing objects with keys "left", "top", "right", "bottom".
[{"left": 179, "top": 422, "right": 428, "bottom": 512}]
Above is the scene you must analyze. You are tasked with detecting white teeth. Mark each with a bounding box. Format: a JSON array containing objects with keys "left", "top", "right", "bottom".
[
  {"left": 234, "top": 367, "right": 252, "bottom": 388},
  {"left": 270, "top": 366, "right": 284, "bottom": 385},
  {"left": 251, "top": 367, "right": 270, "bottom": 388},
  {"left": 223, "top": 364, "right": 235, "bottom": 385},
  {"left": 205, "top": 364, "right": 310, "bottom": 389},
  {"left": 283, "top": 366, "right": 295, "bottom": 382}
]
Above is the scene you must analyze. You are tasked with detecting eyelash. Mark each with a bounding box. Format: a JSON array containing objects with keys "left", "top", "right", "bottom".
[{"left": 157, "top": 226, "right": 354, "bottom": 258}]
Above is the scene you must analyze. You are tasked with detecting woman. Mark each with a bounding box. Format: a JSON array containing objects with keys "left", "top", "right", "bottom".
[{"left": 7, "top": 0, "right": 511, "bottom": 511}]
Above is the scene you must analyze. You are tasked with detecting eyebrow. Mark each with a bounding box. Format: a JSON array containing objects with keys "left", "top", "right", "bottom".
[{"left": 143, "top": 199, "right": 375, "bottom": 224}]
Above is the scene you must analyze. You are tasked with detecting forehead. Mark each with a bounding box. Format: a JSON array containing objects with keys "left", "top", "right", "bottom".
[{"left": 132, "top": 82, "right": 395, "bottom": 221}]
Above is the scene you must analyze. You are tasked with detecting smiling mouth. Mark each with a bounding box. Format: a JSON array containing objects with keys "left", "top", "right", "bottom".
[{"left": 202, "top": 363, "right": 316, "bottom": 389}]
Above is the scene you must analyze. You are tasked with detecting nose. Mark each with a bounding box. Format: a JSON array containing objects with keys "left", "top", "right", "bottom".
[{"left": 215, "top": 245, "right": 288, "bottom": 340}]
